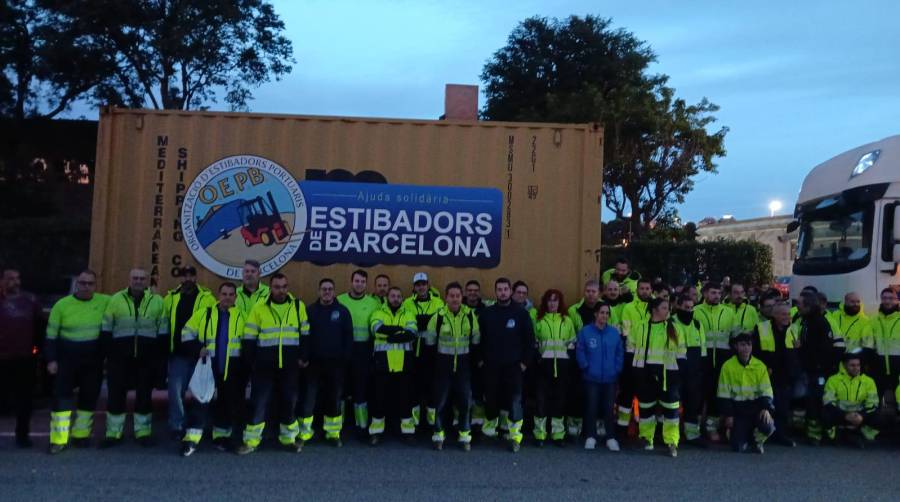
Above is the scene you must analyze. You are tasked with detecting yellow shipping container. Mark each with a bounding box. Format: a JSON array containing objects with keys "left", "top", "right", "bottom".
[{"left": 90, "top": 107, "right": 603, "bottom": 302}]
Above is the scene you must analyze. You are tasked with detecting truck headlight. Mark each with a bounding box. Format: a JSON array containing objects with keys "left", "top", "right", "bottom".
[{"left": 850, "top": 150, "right": 880, "bottom": 178}]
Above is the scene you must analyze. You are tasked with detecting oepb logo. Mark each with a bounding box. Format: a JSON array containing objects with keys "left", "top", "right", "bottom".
[{"left": 181, "top": 155, "right": 306, "bottom": 278}]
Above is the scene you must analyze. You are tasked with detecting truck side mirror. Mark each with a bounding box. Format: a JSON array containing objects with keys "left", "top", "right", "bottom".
[{"left": 786, "top": 220, "right": 799, "bottom": 233}]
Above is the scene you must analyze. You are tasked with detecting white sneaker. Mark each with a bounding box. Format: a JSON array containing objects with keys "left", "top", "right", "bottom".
[
  {"left": 584, "top": 437, "right": 597, "bottom": 450},
  {"left": 606, "top": 438, "right": 620, "bottom": 452}
]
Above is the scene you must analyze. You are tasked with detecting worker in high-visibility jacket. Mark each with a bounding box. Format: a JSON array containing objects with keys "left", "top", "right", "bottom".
[
  {"left": 601, "top": 257, "right": 639, "bottom": 296},
  {"left": 752, "top": 302, "right": 799, "bottom": 447},
  {"left": 299, "top": 278, "right": 353, "bottom": 448},
  {"left": 600, "top": 280, "right": 626, "bottom": 328},
  {"left": 534, "top": 289, "right": 577, "bottom": 446},
  {"left": 822, "top": 350, "right": 881, "bottom": 447},
  {"left": 717, "top": 331, "right": 775, "bottom": 453},
  {"left": 693, "top": 282, "right": 736, "bottom": 442},
  {"left": 427, "top": 282, "right": 480, "bottom": 451},
  {"left": 871, "top": 287, "right": 900, "bottom": 398},
  {"left": 336, "top": 269, "right": 382, "bottom": 438},
  {"left": 672, "top": 292, "right": 706, "bottom": 444},
  {"left": 787, "top": 291, "right": 845, "bottom": 445},
  {"left": 235, "top": 260, "right": 270, "bottom": 315},
  {"left": 237, "top": 273, "right": 310, "bottom": 454},
  {"left": 161, "top": 266, "right": 215, "bottom": 437},
  {"left": 100, "top": 268, "right": 165, "bottom": 448},
  {"left": 402, "top": 272, "right": 445, "bottom": 430},
  {"left": 565, "top": 279, "right": 601, "bottom": 440},
  {"left": 727, "top": 283, "right": 759, "bottom": 333},
  {"left": 615, "top": 278, "right": 652, "bottom": 433},
  {"left": 368, "top": 287, "right": 418, "bottom": 445},
  {"left": 628, "top": 297, "right": 686, "bottom": 458},
  {"left": 46, "top": 270, "right": 110, "bottom": 454},
  {"left": 828, "top": 292, "right": 874, "bottom": 355},
  {"left": 180, "top": 282, "right": 246, "bottom": 456}
]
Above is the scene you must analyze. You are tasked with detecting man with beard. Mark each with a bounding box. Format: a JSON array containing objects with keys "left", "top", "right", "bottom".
[
  {"left": 615, "top": 278, "right": 653, "bottom": 433},
  {"left": 337, "top": 270, "right": 381, "bottom": 439},
  {"left": 162, "top": 266, "right": 215, "bottom": 439},
  {"left": 728, "top": 283, "right": 759, "bottom": 333},
  {"left": 752, "top": 303, "right": 799, "bottom": 447},
  {"left": 601, "top": 280, "right": 625, "bottom": 328},
  {"left": 693, "top": 282, "right": 736, "bottom": 442},
  {"left": 478, "top": 278, "right": 535, "bottom": 452},
  {"left": 872, "top": 288, "right": 900, "bottom": 399},
  {"left": 601, "top": 258, "right": 639, "bottom": 296},
  {"left": 827, "top": 292, "right": 873, "bottom": 355}
]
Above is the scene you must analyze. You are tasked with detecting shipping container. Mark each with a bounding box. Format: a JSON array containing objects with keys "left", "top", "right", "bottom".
[{"left": 90, "top": 107, "right": 603, "bottom": 302}]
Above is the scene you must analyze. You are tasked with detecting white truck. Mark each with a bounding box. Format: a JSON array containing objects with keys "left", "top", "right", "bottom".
[{"left": 789, "top": 135, "right": 900, "bottom": 308}]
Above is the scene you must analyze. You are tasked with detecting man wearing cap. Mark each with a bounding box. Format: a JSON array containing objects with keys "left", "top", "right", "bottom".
[
  {"left": 161, "top": 266, "right": 215, "bottom": 438},
  {"left": 402, "top": 272, "right": 445, "bottom": 430},
  {"left": 822, "top": 350, "right": 881, "bottom": 448},
  {"left": 717, "top": 331, "right": 775, "bottom": 453}
]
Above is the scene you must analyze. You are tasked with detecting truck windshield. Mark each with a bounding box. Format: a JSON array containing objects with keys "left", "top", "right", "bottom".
[{"left": 793, "top": 200, "right": 873, "bottom": 275}]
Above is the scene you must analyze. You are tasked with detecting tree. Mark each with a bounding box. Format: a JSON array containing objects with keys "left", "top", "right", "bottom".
[
  {"left": 481, "top": 15, "right": 728, "bottom": 238},
  {"left": 43, "top": 0, "right": 295, "bottom": 111},
  {"left": 0, "top": 0, "right": 110, "bottom": 119}
]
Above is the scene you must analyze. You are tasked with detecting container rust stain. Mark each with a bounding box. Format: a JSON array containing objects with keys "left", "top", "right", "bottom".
[{"left": 90, "top": 108, "right": 603, "bottom": 301}]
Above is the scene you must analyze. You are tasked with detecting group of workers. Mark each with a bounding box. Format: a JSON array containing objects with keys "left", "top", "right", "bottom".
[{"left": 1, "top": 257, "right": 899, "bottom": 458}]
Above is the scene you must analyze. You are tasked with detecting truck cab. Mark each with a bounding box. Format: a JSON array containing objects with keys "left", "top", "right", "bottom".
[{"left": 790, "top": 135, "right": 900, "bottom": 308}]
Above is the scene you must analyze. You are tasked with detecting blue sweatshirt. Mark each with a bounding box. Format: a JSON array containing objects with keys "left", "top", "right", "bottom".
[{"left": 576, "top": 323, "right": 624, "bottom": 384}]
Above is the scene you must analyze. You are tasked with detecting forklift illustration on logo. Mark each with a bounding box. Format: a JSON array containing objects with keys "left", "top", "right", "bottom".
[{"left": 238, "top": 191, "right": 290, "bottom": 247}]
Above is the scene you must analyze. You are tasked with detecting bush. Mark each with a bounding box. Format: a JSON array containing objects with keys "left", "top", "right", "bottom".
[{"left": 600, "top": 238, "right": 773, "bottom": 287}]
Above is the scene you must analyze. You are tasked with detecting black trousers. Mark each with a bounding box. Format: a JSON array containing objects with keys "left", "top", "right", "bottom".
[
  {"left": 371, "top": 370, "right": 411, "bottom": 421},
  {"left": 0, "top": 357, "right": 35, "bottom": 438},
  {"left": 484, "top": 363, "right": 524, "bottom": 422},
  {"left": 565, "top": 361, "right": 583, "bottom": 423},
  {"left": 432, "top": 355, "right": 472, "bottom": 433},
  {"left": 729, "top": 404, "right": 775, "bottom": 451},
  {"left": 679, "top": 350, "right": 704, "bottom": 427},
  {"left": 52, "top": 356, "right": 102, "bottom": 413},
  {"left": 248, "top": 362, "right": 299, "bottom": 426},
  {"left": 413, "top": 342, "right": 436, "bottom": 415},
  {"left": 772, "top": 380, "right": 793, "bottom": 439},
  {"left": 186, "top": 366, "right": 244, "bottom": 440},
  {"left": 348, "top": 341, "right": 371, "bottom": 407},
  {"left": 535, "top": 359, "right": 569, "bottom": 419},
  {"left": 302, "top": 361, "right": 345, "bottom": 418},
  {"left": 106, "top": 352, "right": 156, "bottom": 417},
  {"left": 616, "top": 352, "right": 635, "bottom": 424},
  {"left": 702, "top": 348, "right": 732, "bottom": 423},
  {"left": 873, "top": 355, "right": 900, "bottom": 397}
]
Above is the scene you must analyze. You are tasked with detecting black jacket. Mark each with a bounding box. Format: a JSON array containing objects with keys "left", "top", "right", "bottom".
[
  {"left": 796, "top": 312, "right": 844, "bottom": 375},
  {"left": 478, "top": 301, "right": 535, "bottom": 367},
  {"left": 303, "top": 300, "right": 353, "bottom": 363}
]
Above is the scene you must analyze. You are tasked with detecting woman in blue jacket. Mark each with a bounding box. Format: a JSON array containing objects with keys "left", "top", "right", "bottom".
[{"left": 577, "top": 302, "right": 624, "bottom": 451}]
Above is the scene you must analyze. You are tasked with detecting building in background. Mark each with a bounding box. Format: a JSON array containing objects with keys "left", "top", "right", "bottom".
[{"left": 696, "top": 215, "right": 797, "bottom": 277}]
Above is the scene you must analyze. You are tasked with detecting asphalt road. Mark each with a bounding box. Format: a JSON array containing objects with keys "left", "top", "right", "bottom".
[{"left": 1, "top": 416, "right": 898, "bottom": 502}]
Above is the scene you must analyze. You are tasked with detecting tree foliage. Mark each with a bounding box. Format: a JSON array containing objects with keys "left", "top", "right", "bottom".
[
  {"left": 481, "top": 15, "right": 728, "bottom": 237},
  {"left": 0, "top": 0, "right": 295, "bottom": 117}
]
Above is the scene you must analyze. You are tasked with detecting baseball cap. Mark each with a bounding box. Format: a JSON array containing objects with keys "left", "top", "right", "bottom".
[{"left": 413, "top": 272, "right": 429, "bottom": 284}]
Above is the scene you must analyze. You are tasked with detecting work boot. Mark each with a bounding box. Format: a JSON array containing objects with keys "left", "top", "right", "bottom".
[
  {"left": 284, "top": 440, "right": 303, "bottom": 453},
  {"left": 753, "top": 443, "right": 765, "bottom": 455},
  {"left": 71, "top": 438, "right": 90, "bottom": 449},
  {"left": 461, "top": 442, "right": 471, "bottom": 452},
  {"left": 584, "top": 437, "right": 597, "bottom": 450},
  {"left": 641, "top": 439, "right": 654, "bottom": 451},
  {"left": 509, "top": 440, "right": 521, "bottom": 453},
  {"left": 49, "top": 443, "right": 66, "bottom": 455},
  {"left": 668, "top": 444, "right": 678, "bottom": 458},
  {"left": 772, "top": 435, "right": 796, "bottom": 448},
  {"left": 181, "top": 442, "right": 198, "bottom": 457},
  {"left": 432, "top": 440, "right": 443, "bottom": 451},
  {"left": 235, "top": 444, "right": 256, "bottom": 455},
  {"left": 100, "top": 437, "right": 122, "bottom": 449},
  {"left": 369, "top": 434, "right": 381, "bottom": 446},
  {"left": 137, "top": 436, "right": 155, "bottom": 448},
  {"left": 851, "top": 434, "right": 866, "bottom": 450},
  {"left": 328, "top": 437, "right": 343, "bottom": 448},
  {"left": 213, "top": 437, "right": 230, "bottom": 452},
  {"left": 552, "top": 438, "right": 566, "bottom": 448},
  {"left": 606, "top": 438, "right": 620, "bottom": 452}
]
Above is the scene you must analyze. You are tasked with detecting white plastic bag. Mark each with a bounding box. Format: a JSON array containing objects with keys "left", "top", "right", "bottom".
[{"left": 188, "top": 357, "right": 215, "bottom": 404}]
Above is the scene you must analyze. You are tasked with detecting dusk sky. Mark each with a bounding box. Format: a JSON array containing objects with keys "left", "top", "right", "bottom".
[{"left": 71, "top": 1, "right": 900, "bottom": 223}]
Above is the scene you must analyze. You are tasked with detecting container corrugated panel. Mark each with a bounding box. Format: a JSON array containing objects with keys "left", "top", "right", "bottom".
[{"left": 90, "top": 108, "right": 603, "bottom": 301}]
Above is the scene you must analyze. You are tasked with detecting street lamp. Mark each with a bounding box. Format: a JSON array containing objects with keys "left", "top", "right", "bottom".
[{"left": 769, "top": 200, "right": 783, "bottom": 217}]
